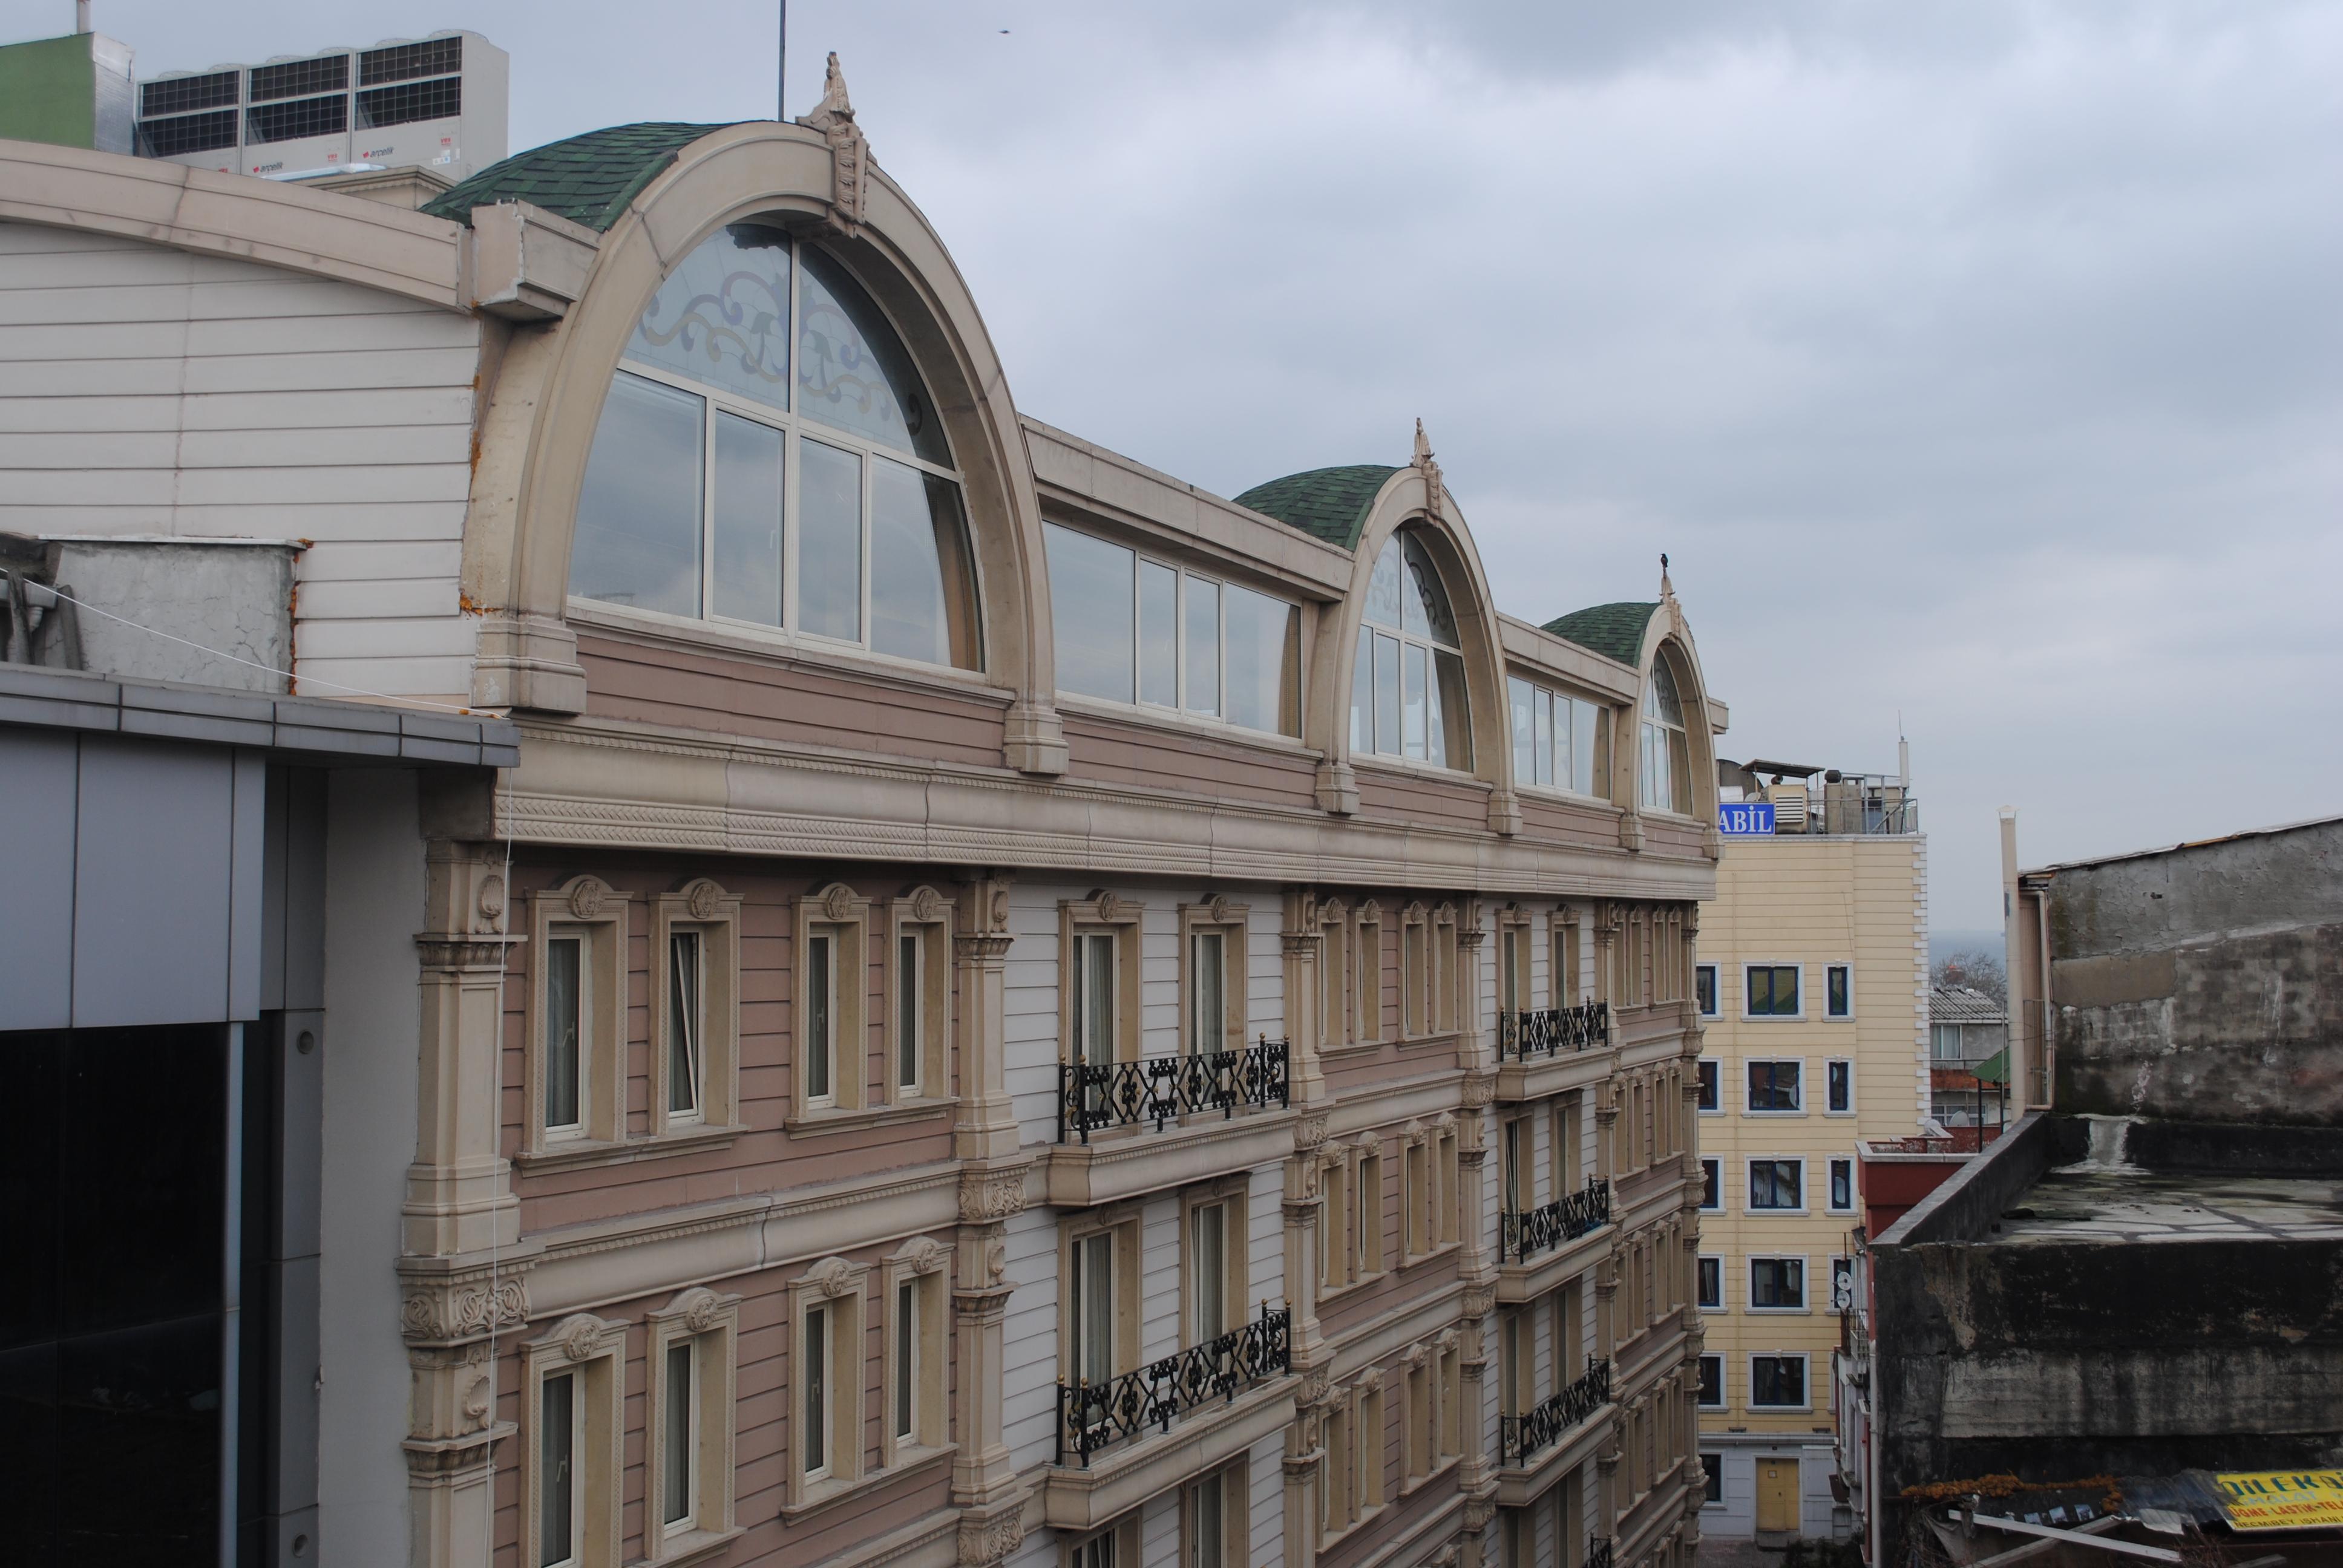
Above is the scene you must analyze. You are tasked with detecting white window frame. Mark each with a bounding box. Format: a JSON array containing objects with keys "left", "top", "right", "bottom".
[
  {"left": 1355, "top": 529, "right": 1470, "bottom": 771},
  {"left": 1825, "top": 1058, "right": 1855, "bottom": 1116},
  {"left": 882, "top": 1237, "right": 952, "bottom": 1471},
  {"left": 1696, "top": 1254, "right": 1723, "bottom": 1312},
  {"left": 1747, "top": 1353, "right": 1812, "bottom": 1412},
  {"left": 1354, "top": 1143, "right": 1386, "bottom": 1280},
  {"left": 1824, "top": 961, "right": 1855, "bottom": 1019},
  {"left": 1184, "top": 1460, "right": 1247, "bottom": 1568},
  {"left": 1354, "top": 902, "right": 1384, "bottom": 1044},
  {"left": 886, "top": 886, "right": 954, "bottom": 1103},
  {"left": 787, "top": 1257, "right": 867, "bottom": 1514},
  {"left": 1179, "top": 899, "right": 1248, "bottom": 1060},
  {"left": 1827, "top": 1156, "right": 1857, "bottom": 1214},
  {"left": 1181, "top": 1181, "right": 1247, "bottom": 1348},
  {"left": 649, "top": 879, "right": 742, "bottom": 1140},
  {"left": 1742, "top": 961, "right": 1804, "bottom": 1021},
  {"left": 1696, "top": 1058, "right": 1721, "bottom": 1116},
  {"left": 1744, "top": 1057, "right": 1805, "bottom": 1116},
  {"left": 1506, "top": 671, "right": 1610, "bottom": 800},
  {"left": 1061, "top": 893, "right": 1144, "bottom": 1074},
  {"left": 522, "top": 1314, "right": 625, "bottom": 1568},
  {"left": 1063, "top": 1206, "right": 1141, "bottom": 1391},
  {"left": 526, "top": 877, "right": 629, "bottom": 1158},
  {"left": 1699, "top": 1156, "right": 1723, "bottom": 1214},
  {"left": 577, "top": 238, "right": 978, "bottom": 674},
  {"left": 793, "top": 884, "right": 871, "bottom": 1120},
  {"left": 1746, "top": 1157, "right": 1807, "bottom": 1215},
  {"left": 644, "top": 1287, "right": 742, "bottom": 1559},
  {"left": 1695, "top": 961, "right": 1720, "bottom": 1018},
  {"left": 1747, "top": 1255, "right": 1809, "bottom": 1314},
  {"left": 1696, "top": 1353, "right": 1726, "bottom": 1412}
]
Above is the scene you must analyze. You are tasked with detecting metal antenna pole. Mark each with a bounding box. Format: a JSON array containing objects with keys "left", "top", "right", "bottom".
[{"left": 778, "top": 0, "right": 787, "bottom": 120}]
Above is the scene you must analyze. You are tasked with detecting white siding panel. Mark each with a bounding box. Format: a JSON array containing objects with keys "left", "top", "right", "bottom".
[
  {"left": 1245, "top": 896, "right": 1283, "bottom": 1040},
  {"left": 1139, "top": 897, "right": 1176, "bottom": 1057},
  {"left": 1140, "top": 1195, "right": 1179, "bottom": 1364},
  {"left": 0, "top": 221, "right": 482, "bottom": 704},
  {"left": 1006, "top": 883, "right": 1075, "bottom": 1148},
  {"left": 1141, "top": 1490, "right": 1179, "bottom": 1568},
  {"left": 1248, "top": 1163, "right": 1283, "bottom": 1312},
  {"left": 1249, "top": 1432, "right": 1285, "bottom": 1568},
  {"left": 1001, "top": 1204, "right": 1062, "bottom": 1472}
]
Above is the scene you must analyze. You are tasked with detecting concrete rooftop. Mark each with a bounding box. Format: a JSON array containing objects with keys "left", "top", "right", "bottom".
[{"left": 1997, "top": 1165, "right": 2343, "bottom": 1245}]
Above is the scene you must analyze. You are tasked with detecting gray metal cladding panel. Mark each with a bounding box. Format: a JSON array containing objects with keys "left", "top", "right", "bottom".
[
  {"left": 0, "top": 729, "right": 80, "bottom": 1030},
  {"left": 69, "top": 736, "right": 257, "bottom": 1027}
]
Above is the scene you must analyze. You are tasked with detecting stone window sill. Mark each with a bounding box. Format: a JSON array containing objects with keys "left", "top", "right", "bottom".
[
  {"left": 640, "top": 1523, "right": 747, "bottom": 1567},
  {"left": 786, "top": 1097, "right": 957, "bottom": 1136},
  {"left": 516, "top": 1123, "right": 748, "bottom": 1175}
]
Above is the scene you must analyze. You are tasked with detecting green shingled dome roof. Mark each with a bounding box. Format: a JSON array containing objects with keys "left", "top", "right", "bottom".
[
  {"left": 1232, "top": 465, "right": 1400, "bottom": 551},
  {"left": 421, "top": 122, "right": 740, "bottom": 232},
  {"left": 1542, "top": 602, "right": 1659, "bottom": 667}
]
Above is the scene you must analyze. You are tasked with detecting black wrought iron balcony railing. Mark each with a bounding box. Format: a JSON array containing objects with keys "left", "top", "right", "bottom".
[
  {"left": 1498, "top": 1357, "right": 1611, "bottom": 1468},
  {"left": 1057, "top": 1036, "right": 1289, "bottom": 1143},
  {"left": 1497, "top": 1001, "right": 1609, "bottom": 1061},
  {"left": 1056, "top": 1302, "right": 1292, "bottom": 1466},
  {"left": 1587, "top": 1538, "right": 1616, "bottom": 1568},
  {"left": 1499, "top": 1177, "right": 1611, "bottom": 1264}
]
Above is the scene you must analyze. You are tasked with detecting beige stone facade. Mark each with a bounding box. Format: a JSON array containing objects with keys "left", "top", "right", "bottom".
[{"left": 2, "top": 87, "right": 1719, "bottom": 1568}]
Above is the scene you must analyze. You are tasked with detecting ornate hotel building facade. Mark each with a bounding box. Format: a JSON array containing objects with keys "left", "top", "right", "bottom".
[{"left": 0, "top": 79, "right": 1721, "bottom": 1568}]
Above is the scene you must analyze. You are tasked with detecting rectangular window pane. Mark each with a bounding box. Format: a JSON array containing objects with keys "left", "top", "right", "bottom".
[
  {"left": 868, "top": 456, "right": 960, "bottom": 665},
  {"left": 1697, "top": 1356, "right": 1722, "bottom": 1409},
  {"left": 1748, "top": 1061, "right": 1800, "bottom": 1112},
  {"left": 1194, "top": 1204, "right": 1226, "bottom": 1340},
  {"left": 1701, "top": 1159, "right": 1720, "bottom": 1209},
  {"left": 1570, "top": 699, "right": 1597, "bottom": 795},
  {"left": 1831, "top": 1158, "right": 1854, "bottom": 1210},
  {"left": 540, "top": 1371, "right": 576, "bottom": 1567},
  {"left": 1190, "top": 931, "right": 1224, "bottom": 1056},
  {"left": 1351, "top": 627, "right": 1374, "bottom": 753},
  {"left": 711, "top": 411, "right": 784, "bottom": 626},
  {"left": 1432, "top": 650, "right": 1470, "bottom": 770},
  {"left": 1509, "top": 678, "right": 1535, "bottom": 785},
  {"left": 1184, "top": 576, "right": 1221, "bottom": 715},
  {"left": 664, "top": 1341, "right": 694, "bottom": 1524},
  {"left": 545, "top": 936, "right": 582, "bottom": 1131},
  {"left": 1224, "top": 581, "right": 1297, "bottom": 734},
  {"left": 668, "top": 931, "right": 701, "bottom": 1115},
  {"left": 1696, "top": 1060, "right": 1718, "bottom": 1112},
  {"left": 1752, "top": 1258, "right": 1803, "bottom": 1308},
  {"left": 1535, "top": 689, "right": 1554, "bottom": 788},
  {"left": 1829, "top": 1060, "right": 1852, "bottom": 1112},
  {"left": 1047, "top": 523, "right": 1135, "bottom": 703},
  {"left": 1697, "top": 1257, "right": 1721, "bottom": 1308},
  {"left": 1139, "top": 560, "right": 1179, "bottom": 707},
  {"left": 799, "top": 437, "right": 863, "bottom": 642},
  {"left": 1076, "top": 932, "right": 1115, "bottom": 1067},
  {"left": 805, "top": 932, "right": 833, "bottom": 1100},
  {"left": 1827, "top": 965, "right": 1852, "bottom": 1018},
  {"left": 898, "top": 932, "right": 922, "bottom": 1091},
  {"left": 897, "top": 1279, "right": 917, "bottom": 1440},
  {"left": 1374, "top": 634, "right": 1401, "bottom": 756},
  {"left": 1402, "top": 641, "right": 1428, "bottom": 759},
  {"left": 571, "top": 370, "right": 704, "bottom": 616},
  {"left": 804, "top": 1308, "right": 827, "bottom": 1472},
  {"left": 1076, "top": 1232, "right": 1114, "bottom": 1383},
  {"left": 1192, "top": 1472, "right": 1224, "bottom": 1568},
  {"left": 1554, "top": 694, "right": 1575, "bottom": 789}
]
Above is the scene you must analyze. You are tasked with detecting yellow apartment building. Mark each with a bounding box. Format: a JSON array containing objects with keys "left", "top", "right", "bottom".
[{"left": 1691, "top": 762, "right": 1928, "bottom": 1541}]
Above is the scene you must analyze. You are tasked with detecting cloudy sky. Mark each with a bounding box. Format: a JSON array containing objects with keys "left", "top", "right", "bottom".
[{"left": 104, "top": 0, "right": 2343, "bottom": 929}]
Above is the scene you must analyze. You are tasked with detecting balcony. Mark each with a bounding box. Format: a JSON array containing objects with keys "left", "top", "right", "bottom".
[
  {"left": 1501, "top": 1178, "right": 1611, "bottom": 1264},
  {"left": 1495, "top": 1002, "right": 1614, "bottom": 1104},
  {"left": 1044, "top": 1307, "right": 1296, "bottom": 1532},
  {"left": 1500, "top": 1357, "right": 1611, "bottom": 1471},
  {"left": 1046, "top": 1039, "right": 1295, "bottom": 1207},
  {"left": 1588, "top": 1538, "right": 1615, "bottom": 1568}
]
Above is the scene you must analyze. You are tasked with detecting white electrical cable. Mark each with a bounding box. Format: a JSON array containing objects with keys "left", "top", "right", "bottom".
[{"left": 34, "top": 582, "right": 498, "bottom": 717}]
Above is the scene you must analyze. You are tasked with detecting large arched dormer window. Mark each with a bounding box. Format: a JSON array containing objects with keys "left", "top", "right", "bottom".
[
  {"left": 568, "top": 221, "right": 981, "bottom": 670},
  {"left": 1639, "top": 651, "right": 1693, "bottom": 815},
  {"left": 1350, "top": 529, "right": 1470, "bottom": 768}
]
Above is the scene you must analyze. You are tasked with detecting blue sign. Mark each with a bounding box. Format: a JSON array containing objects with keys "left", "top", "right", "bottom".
[{"left": 1719, "top": 801, "right": 1776, "bottom": 836}]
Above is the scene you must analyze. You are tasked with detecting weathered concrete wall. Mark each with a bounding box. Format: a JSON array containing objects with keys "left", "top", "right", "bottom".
[
  {"left": 2045, "top": 818, "right": 2343, "bottom": 1124},
  {"left": 51, "top": 538, "right": 297, "bottom": 693}
]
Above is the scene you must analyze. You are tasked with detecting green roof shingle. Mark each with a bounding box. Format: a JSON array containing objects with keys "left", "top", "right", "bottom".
[
  {"left": 1231, "top": 465, "right": 1399, "bottom": 551},
  {"left": 421, "top": 122, "right": 738, "bottom": 232},
  {"left": 1541, "top": 601, "right": 1658, "bottom": 667}
]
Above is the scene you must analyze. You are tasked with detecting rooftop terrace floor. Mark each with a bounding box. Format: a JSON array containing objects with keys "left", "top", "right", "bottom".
[{"left": 1998, "top": 1164, "right": 2343, "bottom": 1244}]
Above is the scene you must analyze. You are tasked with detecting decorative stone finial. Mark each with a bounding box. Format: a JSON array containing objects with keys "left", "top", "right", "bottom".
[
  {"left": 797, "top": 51, "right": 869, "bottom": 238},
  {"left": 1411, "top": 417, "right": 1444, "bottom": 521},
  {"left": 1412, "top": 417, "right": 1434, "bottom": 469},
  {"left": 1660, "top": 552, "right": 1673, "bottom": 599},
  {"left": 804, "top": 51, "right": 855, "bottom": 129}
]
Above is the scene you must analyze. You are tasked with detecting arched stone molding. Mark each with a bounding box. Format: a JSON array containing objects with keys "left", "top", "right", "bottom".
[
  {"left": 1305, "top": 464, "right": 1521, "bottom": 832},
  {"left": 462, "top": 122, "right": 1067, "bottom": 773},
  {"left": 1624, "top": 581, "right": 1723, "bottom": 858}
]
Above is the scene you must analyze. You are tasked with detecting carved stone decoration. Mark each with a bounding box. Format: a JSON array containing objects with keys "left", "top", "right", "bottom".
[
  {"left": 958, "top": 1165, "right": 1028, "bottom": 1223},
  {"left": 1294, "top": 1114, "right": 1331, "bottom": 1151},
  {"left": 1320, "top": 896, "right": 1348, "bottom": 923},
  {"left": 474, "top": 874, "right": 506, "bottom": 930},
  {"left": 686, "top": 878, "right": 723, "bottom": 921},
  {"left": 552, "top": 1313, "right": 611, "bottom": 1365},
  {"left": 1208, "top": 893, "right": 1233, "bottom": 924},
  {"left": 796, "top": 51, "right": 869, "bottom": 238},
  {"left": 985, "top": 1235, "right": 1008, "bottom": 1285},
  {"left": 1459, "top": 1073, "right": 1496, "bottom": 1109},
  {"left": 1404, "top": 1340, "right": 1430, "bottom": 1370},
  {"left": 674, "top": 1286, "right": 724, "bottom": 1333},
  {"left": 1412, "top": 417, "right": 1446, "bottom": 523},
  {"left": 910, "top": 884, "right": 943, "bottom": 923},
  {"left": 1301, "top": 1368, "right": 1334, "bottom": 1410},
  {"left": 1280, "top": 932, "right": 1314, "bottom": 958},
  {"left": 464, "top": 1370, "right": 494, "bottom": 1429},
  {"left": 1461, "top": 1284, "right": 1495, "bottom": 1320},
  {"left": 807, "top": 1256, "right": 857, "bottom": 1299},
  {"left": 992, "top": 888, "right": 1009, "bottom": 929},
  {"left": 956, "top": 1511, "right": 1026, "bottom": 1568},
  {"left": 1462, "top": 1494, "right": 1498, "bottom": 1532},
  {"left": 1438, "top": 1327, "right": 1460, "bottom": 1355},
  {"left": 821, "top": 882, "right": 857, "bottom": 923},
  {"left": 1358, "top": 1367, "right": 1384, "bottom": 1394},
  {"left": 1096, "top": 890, "right": 1129, "bottom": 923},
  {"left": 401, "top": 1278, "right": 529, "bottom": 1345},
  {"left": 566, "top": 877, "right": 606, "bottom": 921},
  {"left": 900, "top": 1235, "right": 948, "bottom": 1276}
]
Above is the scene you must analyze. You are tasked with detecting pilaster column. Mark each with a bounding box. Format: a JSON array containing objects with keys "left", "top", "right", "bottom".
[
  {"left": 1458, "top": 1076, "right": 1495, "bottom": 1281},
  {"left": 952, "top": 1167, "right": 1030, "bottom": 1564},
  {"left": 1457, "top": 909, "right": 1489, "bottom": 1072},
  {"left": 1594, "top": 1258, "right": 1619, "bottom": 1362},
  {"left": 1283, "top": 1391, "right": 1328, "bottom": 1568},
  {"left": 1459, "top": 1281, "right": 1496, "bottom": 1494},
  {"left": 1593, "top": 903, "right": 1620, "bottom": 1008},
  {"left": 1282, "top": 888, "right": 1326, "bottom": 1105},
  {"left": 401, "top": 840, "right": 529, "bottom": 1563},
  {"left": 1285, "top": 1115, "right": 1332, "bottom": 1373},
  {"left": 953, "top": 871, "right": 1021, "bottom": 1164}
]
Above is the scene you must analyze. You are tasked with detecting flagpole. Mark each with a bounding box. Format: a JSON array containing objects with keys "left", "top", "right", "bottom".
[{"left": 778, "top": 0, "right": 788, "bottom": 120}]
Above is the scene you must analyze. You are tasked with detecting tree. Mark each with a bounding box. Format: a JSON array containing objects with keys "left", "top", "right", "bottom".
[{"left": 1933, "top": 949, "right": 2007, "bottom": 1002}]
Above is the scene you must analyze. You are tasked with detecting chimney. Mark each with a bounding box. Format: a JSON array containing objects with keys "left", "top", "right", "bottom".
[{"left": 76, "top": 0, "right": 91, "bottom": 34}]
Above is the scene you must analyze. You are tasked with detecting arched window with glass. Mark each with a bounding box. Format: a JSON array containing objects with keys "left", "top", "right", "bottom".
[
  {"left": 1640, "top": 655, "right": 1693, "bottom": 815},
  {"left": 1349, "top": 530, "right": 1470, "bottom": 768},
  {"left": 567, "top": 222, "right": 981, "bottom": 670}
]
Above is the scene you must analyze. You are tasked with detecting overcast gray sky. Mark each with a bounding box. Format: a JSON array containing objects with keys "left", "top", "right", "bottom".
[{"left": 99, "top": 0, "right": 2343, "bottom": 930}]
